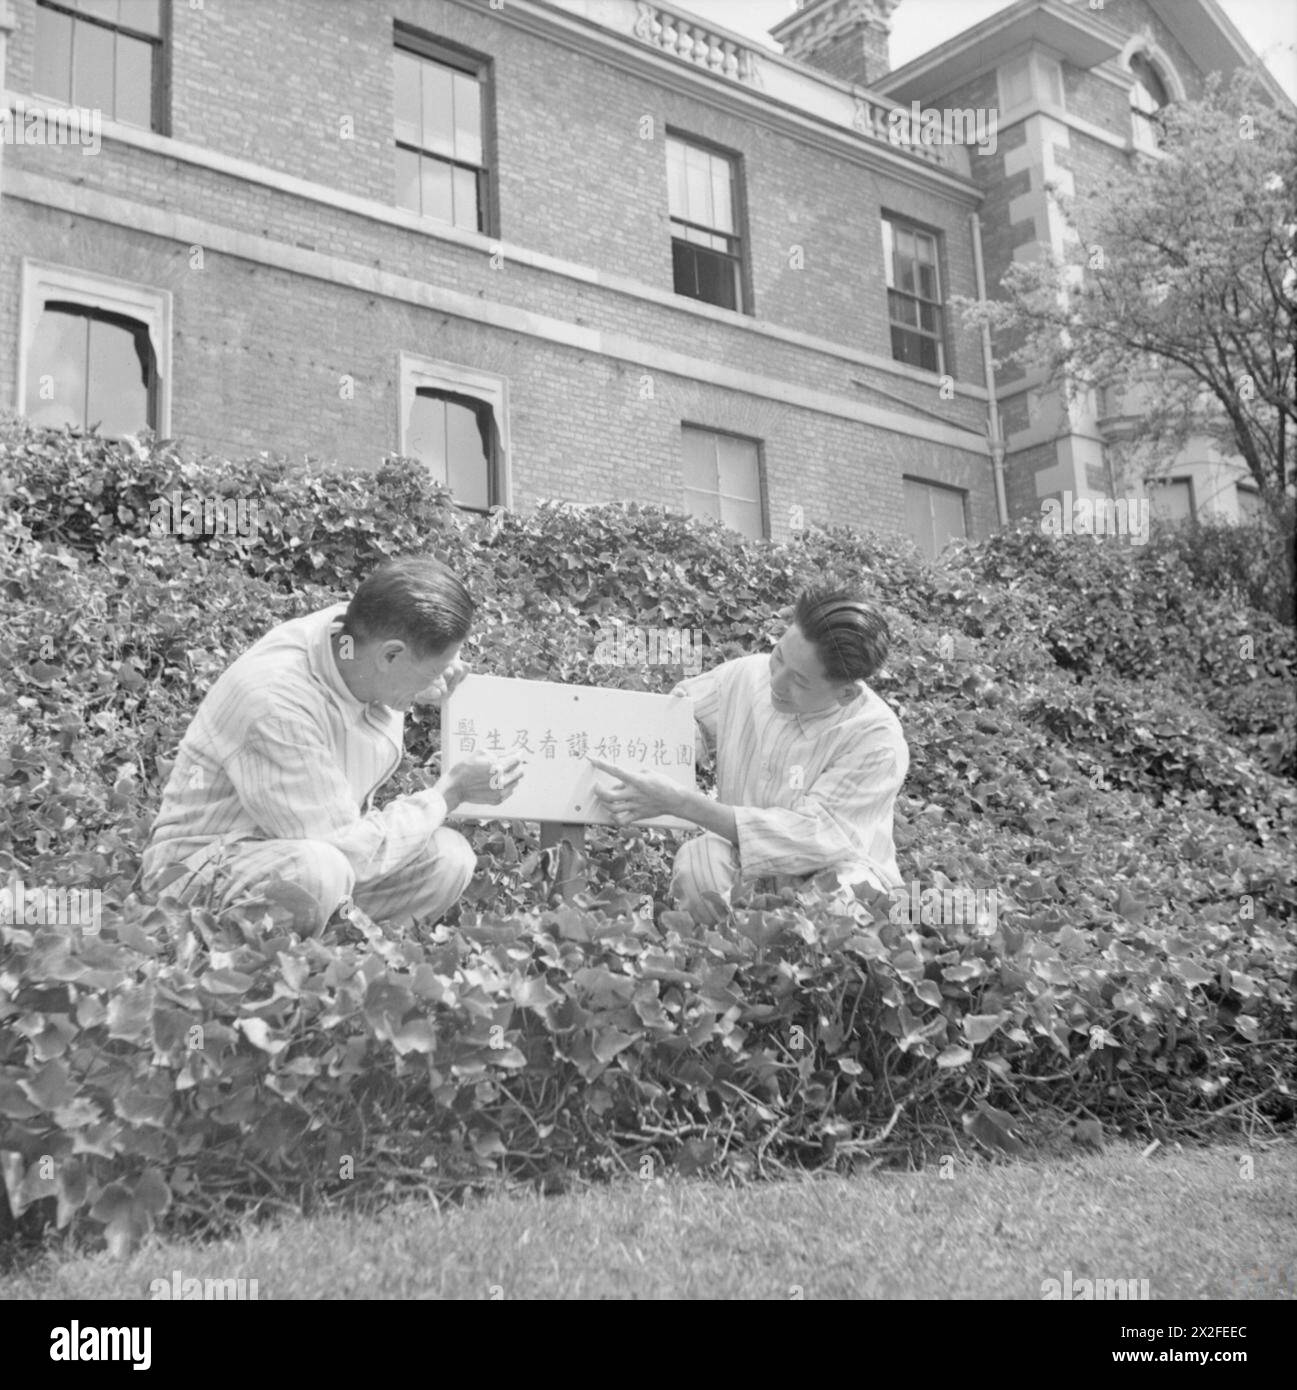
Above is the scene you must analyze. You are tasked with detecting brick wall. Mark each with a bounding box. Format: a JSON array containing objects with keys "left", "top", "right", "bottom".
[
  {"left": 1004, "top": 439, "right": 1057, "bottom": 519},
  {"left": 5, "top": 0, "right": 990, "bottom": 370},
  {"left": 1, "top": 0, "right": 1002, "bottom": 545},
  {"left": 786, "top": 27, "right": 889, "bottom": 90},
  {"left": 0, "top": 191, "right": 988, "bottom": 544}
]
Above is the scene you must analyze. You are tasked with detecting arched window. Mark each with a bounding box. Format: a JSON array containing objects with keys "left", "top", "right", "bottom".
[
  {"left": 406, "top": 387, "right": 496, "bottom": 512},
  {"left": 25, "top": 301, "right": 157, "bottom": 436},
  {"left": 398, "top": 353, "right": 510, "bottom": 513},
  {"left": 1128, "top": 49, "right": 1173, "bottom": 151}
]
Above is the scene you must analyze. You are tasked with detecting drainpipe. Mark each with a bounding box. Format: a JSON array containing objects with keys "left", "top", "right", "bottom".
[{"left": 970, "top": 211, "right": 1009, "bottom": 527}]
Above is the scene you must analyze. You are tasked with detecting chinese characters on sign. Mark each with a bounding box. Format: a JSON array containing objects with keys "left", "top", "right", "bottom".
[
  {"left": 442, "top": 675, "right": 697, "bottom": 827},
  {"left": 449, "top": 721, "right": 691, "bottom": 769}
]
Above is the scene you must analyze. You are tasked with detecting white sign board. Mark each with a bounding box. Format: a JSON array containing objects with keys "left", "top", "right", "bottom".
[{"left": 442, "top": 674, "right": 696, "bottom": 828}]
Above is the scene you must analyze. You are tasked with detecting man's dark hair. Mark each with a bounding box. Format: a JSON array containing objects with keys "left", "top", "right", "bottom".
[
  {"left": 793, "top": 586, "right": 890, "bottom": 682},
  {"left": 342, "top": 555, "right": 474, "bottom": 658}
]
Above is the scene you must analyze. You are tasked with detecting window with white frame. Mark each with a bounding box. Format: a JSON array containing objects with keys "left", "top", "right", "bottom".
[
  {"left": 681, "top": 425, "right": 765, "bottom": 538},
  {"left": 398, "top": 353, "right": 508, "bottom": 512},
  {"left": 393, "top": 29, "right": 491, "bottom": 233},
  {"left": 904, "top": 476, "right": 967, "bottom": 559},
  {"left": 882, "top": 216, "right": 945, "bottom": 374},
  {"left": 667, "top": 134, "right": 746, "bottom": 313},
  {"left": 19, "top": 260, "right": 171, "bottom": 437},
  {"left": 33, "top": 0, "right": 165, "bottom": 131}
]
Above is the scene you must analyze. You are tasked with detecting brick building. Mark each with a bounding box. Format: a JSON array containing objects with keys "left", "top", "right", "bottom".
[{"left": 0, "top": 0, "right": 1283, "bottom": 554}]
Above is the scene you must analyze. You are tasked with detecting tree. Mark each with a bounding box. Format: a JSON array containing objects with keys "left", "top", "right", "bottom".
[{"left": 962, "top": 68, "right": 1296, "bottom": 615}]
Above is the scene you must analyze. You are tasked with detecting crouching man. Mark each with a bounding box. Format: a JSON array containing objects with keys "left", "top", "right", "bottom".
[
  {"left": 141, "top": 555, "right": 525, "bottom": 933},
  {"left": 590, "top": 586, "right": 908, "bottom": 925}
]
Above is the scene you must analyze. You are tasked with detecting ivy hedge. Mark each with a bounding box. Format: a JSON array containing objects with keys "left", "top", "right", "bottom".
[{"left": 1, "top": 419, "right": 1294, "bottom": 1258}]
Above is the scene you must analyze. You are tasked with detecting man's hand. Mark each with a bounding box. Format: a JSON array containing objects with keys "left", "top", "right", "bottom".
[
  {"left": 412, "top": 659, "right": 471, "bottom": 708},
  {"left": 588, "top": 756, "right": 682, "bottom": 825},
  {"left": 437, "top": 749, "right": 527, "bottom": 810}
]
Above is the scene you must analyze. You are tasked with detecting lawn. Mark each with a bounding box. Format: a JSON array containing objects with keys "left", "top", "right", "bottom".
[{"left": 5, "top": 1137, "right": 1294, "bottom": 1300}]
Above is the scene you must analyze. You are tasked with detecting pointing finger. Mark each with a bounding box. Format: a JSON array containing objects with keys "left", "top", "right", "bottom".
[{"left": 587, "top": 756, "right": 644, "bottom": 787}]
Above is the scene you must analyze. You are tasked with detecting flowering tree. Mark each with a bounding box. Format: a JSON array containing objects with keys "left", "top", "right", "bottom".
[{"left": 964, "top": 69, "right": 1296, "bottom": 603}]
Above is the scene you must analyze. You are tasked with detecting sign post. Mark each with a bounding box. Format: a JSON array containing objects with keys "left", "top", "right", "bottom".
[
  {"left": 538, "top": 821, "right": 587, "bottom": 904},
  {"left": 442, "top": 674, "right": 697, "bottom": 900}
]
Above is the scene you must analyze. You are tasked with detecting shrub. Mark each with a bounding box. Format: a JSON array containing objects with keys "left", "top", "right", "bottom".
[
  {"left": 2, "top": 870, "right": 1292, "bottom": 1253},
  {"left": 1, "top": 419, "right": 1294, "bottom": 1256}
]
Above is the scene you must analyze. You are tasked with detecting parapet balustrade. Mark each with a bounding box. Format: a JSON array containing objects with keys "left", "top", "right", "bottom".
[
  {"left": 628, "top": 1, "right": 964, "bottom": 173},
  {"left": 633, "top": 2, "right": 765, "bottom": 85}
]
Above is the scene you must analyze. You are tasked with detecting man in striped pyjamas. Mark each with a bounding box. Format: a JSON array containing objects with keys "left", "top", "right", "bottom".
[
  {"left": 141, "top": 556, "right": 525, "bottom": 934},
  {"left": 589, "top": 586, "right": 909, "bottom": 925}
]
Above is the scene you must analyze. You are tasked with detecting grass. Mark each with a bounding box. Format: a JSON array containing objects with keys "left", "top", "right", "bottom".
[{"left": 3, "top": 1136, "right": 1295, "bottom": 1299}]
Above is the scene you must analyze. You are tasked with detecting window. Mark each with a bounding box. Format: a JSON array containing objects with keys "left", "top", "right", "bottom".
[
  {"left": 904, "top": 477, "right": 966, "bottom": 559},
  {"left": 19, "top": 261, "right": 171, "bottom": 437},
  {"left": 393, "top": 32, "right": 490, "bottom": 233},
  {"left": 33, "top": 0, "right": 164, "bottom": 131},
  {"left": 681, "top": 426, "right": 764, "bottom": 538},
  {"left": 1129, "top": 50, "right": 1171, "bottom": 151},
  {"left": 883, "top": 217, "right": 945, "bottom": 374},
  {"left": 1148, "top": 476, "right": 1194, "bottom": 521},
  {"left": 407, "top": 391, "right": 495, "bottom": 511},
  {"left": 399, "top": 354, "right": 508, "bottom": 512},
  {"left": 1236, "top": 482, "right": 1264, "bottom": 523},
  {"left": 667, "top": 135, "right": 744, "bottom": 312},
  {"left": 25, "top": 302, "right": 156, "bottom": 434}
]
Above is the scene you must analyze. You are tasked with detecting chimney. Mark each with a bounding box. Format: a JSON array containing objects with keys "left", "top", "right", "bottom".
[{"left": 769, "top": 0, "right": 899, "bottom": 89}]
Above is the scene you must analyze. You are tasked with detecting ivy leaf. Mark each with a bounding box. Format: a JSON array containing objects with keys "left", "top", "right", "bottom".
[
  {"left": 237, "top": 1017, "right": 288, "bottom": 1055},
  {"left": 1115, "top": 887, "right": 1148, "bottom": 924},
  {"left": 276, "top": 951, "right": 311, "bottom": 993},
  {"left": 912, "top": 979, "right": 943, "bottom": 1008},
  {"left": 0, "top": 1075, "right": 42, "bottom": 1119},
  {"left": 200, "top": 968, "right": 255, "bottom": 996},
  {"left": 937, "top": 1045, "right": 974, "bottom": 1068},
  {"left": 53, "top": 1097, "right": 103, "bottom": 1129},
  {"left": 411, "top": 964, "right": 450, "bottom": 1001},
  {"left": 592, "top": 1027, "right": 637, "bottom": 1063},
  {"left": 363, "top": 979, "right": 414, "bottom": 1041},
  {"left": 20, "top": 1059, "right": 77, "bottom": 1113},
  {"left": 963, "top": 1013, "right": 1009, "bottom": 1045},
  {"left": 391, "top": 1019, "right": 437, "bottom": 1055},
  {"left": 512, "top": 976, "right": 562, "bottom": 1012},
  {"left": 106, "top": 986, "right": 154, "bottom": 1043}
]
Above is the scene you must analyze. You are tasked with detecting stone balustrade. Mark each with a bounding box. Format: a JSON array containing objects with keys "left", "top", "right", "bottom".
[
  {"left": 626, "top": 1, "right": 964, "bottom": 174},
  {"left": 632, "top": 2, "right": 764, "bottom": 85}
]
